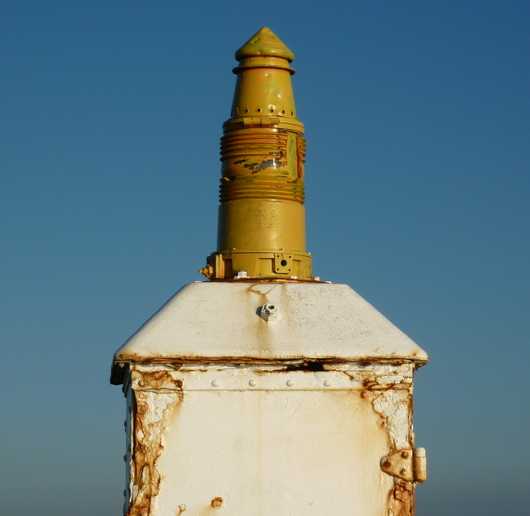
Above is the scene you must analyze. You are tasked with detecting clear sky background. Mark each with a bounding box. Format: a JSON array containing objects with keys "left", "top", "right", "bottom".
[{"left": 1, "top": 2, "right": 529, "bottom": 515}]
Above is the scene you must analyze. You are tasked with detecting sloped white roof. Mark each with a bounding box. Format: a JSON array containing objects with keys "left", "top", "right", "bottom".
[{"left": 112, "top": 282, "right": 427, "bottom": 382}]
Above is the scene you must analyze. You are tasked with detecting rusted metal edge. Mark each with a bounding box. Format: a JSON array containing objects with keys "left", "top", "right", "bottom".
[
  {"left": 110, "top": 355, "right": 427, "bottom": 385},
  {"left": 207, "top": 277, "right": 325, "bottom": 283}
]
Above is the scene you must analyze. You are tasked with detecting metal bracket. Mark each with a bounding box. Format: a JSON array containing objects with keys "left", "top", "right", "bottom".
[
  {"left": 380, "top": 448, "right": 427, "bottom": 483},
  {"left": 274, "top": 253, "right": 292, "bottom": 274}
]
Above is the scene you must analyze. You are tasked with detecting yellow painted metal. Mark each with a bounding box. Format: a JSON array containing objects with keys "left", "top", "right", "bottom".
[{"left": 202, "top": 27, "right": 313, "bottom": 280}]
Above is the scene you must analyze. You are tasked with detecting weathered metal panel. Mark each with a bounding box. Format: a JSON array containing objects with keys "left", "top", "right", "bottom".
[
  {"left": 112, "top": 282, "right": 427, "bottom": 384},
  {"left": 123, "top": 363, "right": 419, "bottom": 516}
]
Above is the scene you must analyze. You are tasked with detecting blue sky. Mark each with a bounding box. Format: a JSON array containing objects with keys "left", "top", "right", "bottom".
[{"left": 1, "top": 2, "right": 529, "bottom": 514}]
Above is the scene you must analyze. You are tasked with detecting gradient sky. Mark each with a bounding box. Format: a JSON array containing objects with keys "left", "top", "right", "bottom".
[{"left": 2, "top": 2, "right": 529, "bottom": 515}]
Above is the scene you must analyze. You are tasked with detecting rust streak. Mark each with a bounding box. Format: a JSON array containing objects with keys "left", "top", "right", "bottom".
[
  {"left": 126, "top": 385, "right": 182, "bottom": 516},
  {"left": 388, "top": 480, "right": 414, "bottom": 516}
]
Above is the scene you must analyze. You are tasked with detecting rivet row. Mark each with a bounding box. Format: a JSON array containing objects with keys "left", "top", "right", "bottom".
[{"left": 206, "top": 379, "right": 337, "bottom": 388}]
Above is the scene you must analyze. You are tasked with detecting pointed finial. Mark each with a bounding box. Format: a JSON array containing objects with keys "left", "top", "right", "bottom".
[{"left": 235, "top": 27, "right": 295, "bottom": 62}]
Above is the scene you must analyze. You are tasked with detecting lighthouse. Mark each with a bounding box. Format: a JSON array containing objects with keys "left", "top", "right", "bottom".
[{"left": 111, "top": 27, "right": 428, "bottom": 516}]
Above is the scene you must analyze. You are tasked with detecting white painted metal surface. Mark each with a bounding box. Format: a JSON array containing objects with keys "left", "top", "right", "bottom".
[
  {"left": 113, "top": 281, "right": 427, "bottom": 369},
  {"left": 114, "top": 282, "right": 428, "bottom": 515},
  {"left": 124, "top": 363, "right": 418, "bottom": 516}
]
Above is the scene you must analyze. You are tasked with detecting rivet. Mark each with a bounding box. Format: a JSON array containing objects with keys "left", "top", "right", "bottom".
[
  {"left": 249, "top": 379, "right": 256, "bottom": 387},
  {"left": 211, "top": 380, "right": 218, "bottom": 387},
  {"left": 323, "top": 380, "right": 330, "bottom": 387},
  {"left": 286, "top": 379, "right": 293, "bottom": 387}
]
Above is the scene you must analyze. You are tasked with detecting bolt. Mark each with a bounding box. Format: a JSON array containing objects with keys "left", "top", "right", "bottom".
[{"left": 259, "top": 303, "right": 279, "bottom": 321}]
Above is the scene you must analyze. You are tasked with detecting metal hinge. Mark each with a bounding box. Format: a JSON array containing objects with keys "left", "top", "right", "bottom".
[{"left": 380, "top": 447, "right": 427, "bottom": 483}]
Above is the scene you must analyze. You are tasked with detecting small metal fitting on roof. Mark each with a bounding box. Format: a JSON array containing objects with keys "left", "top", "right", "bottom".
[{"left": 258, "top": 303, "right": 279, "bottom": 322}]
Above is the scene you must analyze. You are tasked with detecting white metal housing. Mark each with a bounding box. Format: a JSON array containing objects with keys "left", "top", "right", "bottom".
[{"left": 112, "top": 281, "right": 428, "bottom": 515}]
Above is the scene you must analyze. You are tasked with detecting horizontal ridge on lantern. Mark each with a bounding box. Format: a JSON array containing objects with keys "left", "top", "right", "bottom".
[
  {"left": 220, "top": 177, "right": 305, "bottom": 203},
  {"left": 220, "top": 130, "right": 306, "bottom": 162}
]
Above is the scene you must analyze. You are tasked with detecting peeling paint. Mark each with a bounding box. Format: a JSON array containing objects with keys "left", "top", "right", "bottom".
[
  {"left": 126, "top": 381, "right": 182, "bottom": 516},
  {"left": 369, "top": 380, "right": 415, "bottom": 516},
  {"left": 372, "top": 389, "right": 411, "bottom": 450}
]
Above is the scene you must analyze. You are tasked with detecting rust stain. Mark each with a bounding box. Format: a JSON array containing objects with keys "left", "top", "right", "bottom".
[
  {"left": 136, "top": 369, "right": 184, "bottom": 395},
  {"left": 126, "top": 384, "right": 182, "bottom": 516},
  {"left": 115, "top": 355, "right": 421, "bottom": 368},
  {"left": 388, "top": 480, "right": 414, "bottom": 516},
  {"left": 210, "top": 496, "right": 223, "bottom": 508},
  {"left": 246, "top": 284, "right": 274, "bottom": 354}
]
